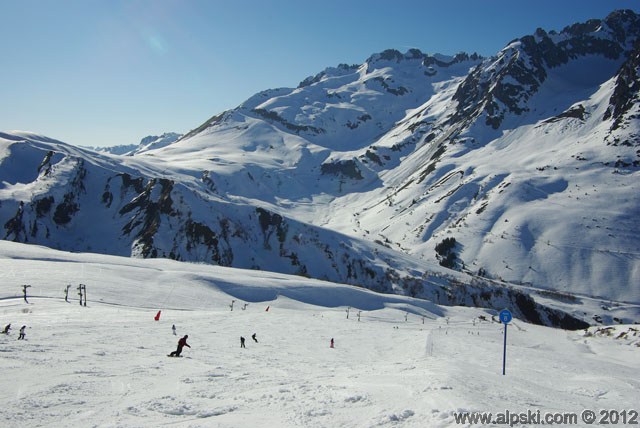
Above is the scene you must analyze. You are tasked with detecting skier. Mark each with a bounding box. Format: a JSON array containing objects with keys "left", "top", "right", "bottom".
[
  {"left": 17, "top": 325, "right": 26, "bottom": 340},
  {"left": 330, "top": 338, "right": 334, "bottom": 348},
  {"left": 2, "top": 324, "right": 10, "bottom": 334},
  {"left": 240, "top": 336, "right": 246, "bottom": 348},
  {"left": 251, "top": 333, "right": 258, "bottom": 343},
  {"left": 154, "top": 310, "right": 161, "bottom": 321},
  {"left": 168, "top": 335, "right": 190, "bottom": 357},
  {"left": 172, "top": 324, "right": 177, "bottom": 335}
]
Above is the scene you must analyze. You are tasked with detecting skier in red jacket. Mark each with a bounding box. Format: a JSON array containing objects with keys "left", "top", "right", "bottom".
[{"left": 169, "top": 335, "right": 190, "bottom": 357}]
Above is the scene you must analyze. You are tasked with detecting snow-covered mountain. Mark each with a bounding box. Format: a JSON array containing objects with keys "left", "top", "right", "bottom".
[
  {"left": 83, "top": 132, "right": 182, "bottom": 156},
  {"left": 2, "top": 10, "right": 640, "bottom": 327}
]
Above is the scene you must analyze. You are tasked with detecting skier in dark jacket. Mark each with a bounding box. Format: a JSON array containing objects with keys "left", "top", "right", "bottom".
[
  {"left": 251, "top": 333, "right": 258, "bottom": 343},
  {"left": 169, "top": 335, "right": 190, "bottom": 357},
  {"left": 1, "top": 324, "right": 10, "bottom": 334}
]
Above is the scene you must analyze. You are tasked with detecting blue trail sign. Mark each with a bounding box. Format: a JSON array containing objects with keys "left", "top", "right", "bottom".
[{"left": 499, "top": 309, "right": 512, "bottom": 375}]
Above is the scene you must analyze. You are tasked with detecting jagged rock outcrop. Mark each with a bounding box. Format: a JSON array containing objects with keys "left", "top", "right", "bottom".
[
  {"left": 605, "top": 40, "right": 640, "bottom": 132},
  {"left": 2, "top": 11, "right": 640, "bottom": 328},
  {"left": 451, "top": 9, "right": 640, "bottom": 130}
]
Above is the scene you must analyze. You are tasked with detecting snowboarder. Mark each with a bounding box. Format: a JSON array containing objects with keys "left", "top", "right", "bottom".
[
  {"left": 168, "top": 335, "right": 190, "bottom": 357},
  {"left": 240, "top": 336, "right": 246, "bottom": 348},
  {"left": 2, "top": 324, "right": 10, "bottom": 334},
  {"left": 251, "top": 333, "right": 258, "bottom": 343},
  {"left": 17, "top": 325, "right": 26, "bottom": 340},
  {"left": 172, "top": 324, "right": 177, "bottom": 335},
  {"left": 330, "top": 338, "right": 334, "bottom": 348}
]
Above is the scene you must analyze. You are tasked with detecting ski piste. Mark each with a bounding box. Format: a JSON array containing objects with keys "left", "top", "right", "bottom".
[{"left": 0, "top": 240, "right": 638, "bottom": 427}]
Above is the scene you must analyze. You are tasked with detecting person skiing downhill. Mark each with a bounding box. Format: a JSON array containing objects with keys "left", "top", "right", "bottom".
[
  {"left": 169, "top": 335, "right": 190, "bottom": 357},
  {"left": 17, "top": 325, "right": 26, "bottom": 340},
  {"left": 252, "top": 333, "right": 258, "bottom": 343},
  {"left": 2, "top": 324, "right": 10, "bottom": 334}
]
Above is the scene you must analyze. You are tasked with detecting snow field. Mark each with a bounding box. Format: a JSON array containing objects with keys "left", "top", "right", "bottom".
[{"left": 0, "top": 242, "right": 639, "bottom": 427}]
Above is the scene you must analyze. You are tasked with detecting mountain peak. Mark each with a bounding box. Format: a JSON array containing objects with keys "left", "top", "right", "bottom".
[
  {"left": 79, "top": 132, "right": 182, "bottom": 156},
  {"left": 364, "top": 48, "right": 482, "bottom": 67},
  {"left": 449, "top": 9, "right": 640, "bottom": 131},
  {"left": 297, "top": 63, "right": 359, "bottom": 88},
  {"left": 2, "top": 10, "right": 639, "bottom": 327}
]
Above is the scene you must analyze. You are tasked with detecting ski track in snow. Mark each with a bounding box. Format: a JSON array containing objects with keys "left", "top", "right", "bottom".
[
  {"left": 0, "top": 243, "right": 639, "bottom": 427},
  {"left": 0, "top": 305, "right": 638, "bottom": 426}
]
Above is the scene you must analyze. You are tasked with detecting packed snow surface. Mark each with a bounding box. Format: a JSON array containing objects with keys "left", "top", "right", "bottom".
[{"left": 0, "top": 241, "right": 638, "bottom": 427}]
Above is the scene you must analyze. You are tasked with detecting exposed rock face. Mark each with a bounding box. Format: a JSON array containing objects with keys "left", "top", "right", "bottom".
[
  {"left": 2, "top": 11, "right": 640, "bottom": 328},
  {"left": 451, "top": 9, "right": 640, "bottom": 129},
  {"left": 605, "top": 40, "right": 640, "bottom": 132}
]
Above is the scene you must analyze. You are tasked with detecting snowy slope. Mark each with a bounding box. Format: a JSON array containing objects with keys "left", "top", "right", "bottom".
[
  {"left": 0, "top": 241, "right": 638, "bottom": 427},
  {"left": 347, "top": 55, "right": 640, "bottom": 302},
  {"left": 2, "top": 11, "right": 640, "bottom": 327},
  {"left": 141, "top": 11, "right": 640, "bottom": 304},
  {"left": 83, "top": 132, "right": 182, "bottom": 156}
]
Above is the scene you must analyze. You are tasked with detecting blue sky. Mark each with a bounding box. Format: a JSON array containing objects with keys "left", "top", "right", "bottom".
[{"left": 1, "top": 0, "right": 638, "bottom": 147}]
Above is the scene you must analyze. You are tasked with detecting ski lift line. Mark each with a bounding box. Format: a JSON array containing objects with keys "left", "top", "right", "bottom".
[
  {"left": 0, "top": 294, "right": 204, "bottom": 312},
  {"left": 0, "top": 285, "right": 443, "bottom": 318},
  {"left": 0, "top": 295, "right": 25, "bottom": 301},
  {"left": 0, "top": 294, "right": 527, "bottom": 334}
]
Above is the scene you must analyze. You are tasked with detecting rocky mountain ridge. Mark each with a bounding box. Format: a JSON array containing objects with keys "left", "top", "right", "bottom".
[
  {"left": 84, "top": 132, "right": 182, "bottom": 156},
  {"left": 2, "top": 10, "right": 640, "bottom": 328}
]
